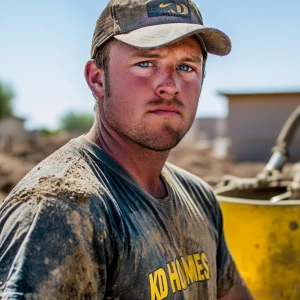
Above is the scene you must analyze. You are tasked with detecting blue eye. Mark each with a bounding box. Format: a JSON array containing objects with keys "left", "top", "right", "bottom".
[
  {"left": 137, "top": 61, "right": 151, "bottom": 68},
  {"left": 178, "top": 65, "right": 192, "bottom": 72}
]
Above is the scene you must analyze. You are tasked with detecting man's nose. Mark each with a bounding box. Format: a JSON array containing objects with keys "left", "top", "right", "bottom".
[{"left": 155, "top": 68, "right": 180, "bottom": 98}]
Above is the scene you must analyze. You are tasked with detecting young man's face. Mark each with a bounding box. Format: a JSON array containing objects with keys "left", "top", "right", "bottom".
[{"left": 99, "top": 35, "right": 204, "bottom": 151}]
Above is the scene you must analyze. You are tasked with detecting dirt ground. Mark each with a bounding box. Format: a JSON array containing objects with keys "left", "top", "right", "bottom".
[{"left": 0, "top": 135, "right": 268, "bottom": 204}]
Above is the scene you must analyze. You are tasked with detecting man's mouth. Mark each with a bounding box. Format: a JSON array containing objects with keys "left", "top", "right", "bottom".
[{"left": 148, "top": 105, "right": 182, "bottom": 117}]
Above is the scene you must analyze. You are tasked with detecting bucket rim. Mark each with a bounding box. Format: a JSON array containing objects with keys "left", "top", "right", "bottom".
[{"left": 215, "top": 186, "right": 300, "bottom": 206}]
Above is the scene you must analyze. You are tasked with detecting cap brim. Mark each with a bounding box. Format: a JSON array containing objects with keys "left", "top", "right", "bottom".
[{"left": 114, "top": 23, "right": 231, "bottom": 56}]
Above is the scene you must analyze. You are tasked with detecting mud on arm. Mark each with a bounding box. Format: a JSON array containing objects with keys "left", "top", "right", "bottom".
[{"left": 0, "top": 195, "right": 110, "bottom": 300}]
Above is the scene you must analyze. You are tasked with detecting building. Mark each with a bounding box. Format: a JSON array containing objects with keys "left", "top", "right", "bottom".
[
  {"left": 220, "top": 91, "right": 300, "bottom": 162},
  {"left": 0, "top": 116, "right": 27, "bottom": 144}
]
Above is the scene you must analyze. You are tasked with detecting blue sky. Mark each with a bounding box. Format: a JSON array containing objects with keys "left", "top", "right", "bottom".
[{"left": 1, "top": 0, "right": 300, "bottom": 129}]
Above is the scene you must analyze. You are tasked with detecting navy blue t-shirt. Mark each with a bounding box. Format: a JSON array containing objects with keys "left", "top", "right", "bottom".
[{"left": 0, "top": 136, "right": 237, "bottom": 299}]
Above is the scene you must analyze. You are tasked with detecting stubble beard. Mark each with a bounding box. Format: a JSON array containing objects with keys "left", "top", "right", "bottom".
[
  {"left": 128, "top": 120, "right": 189, "bottom": 152},
  {"left": 104, "top": 99, "right": 194, "bottom": 152},
  {"left": 108, "top": 115, "right": 191, "bottom": 151}
]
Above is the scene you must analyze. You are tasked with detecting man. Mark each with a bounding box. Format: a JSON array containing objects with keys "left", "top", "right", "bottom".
[{"left": 0, "top": 0, "right": 253, "bottom": 299}]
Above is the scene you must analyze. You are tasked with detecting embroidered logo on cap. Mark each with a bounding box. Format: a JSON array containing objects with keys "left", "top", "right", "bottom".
[
  {"left": 159, "top": 3, "right": 189, "bottom": 15},
  {"left": 147, "top": 0, "right": 192, "bottom": 19}
]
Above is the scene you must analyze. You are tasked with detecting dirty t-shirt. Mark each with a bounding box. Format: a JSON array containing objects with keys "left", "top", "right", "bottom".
[{"left": 0, "top": 136, "right": 237, "bottom": 299}]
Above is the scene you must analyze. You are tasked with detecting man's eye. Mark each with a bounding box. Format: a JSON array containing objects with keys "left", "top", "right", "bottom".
[
  {"left": 137, "top": 61, "right": 152, "bottom": 68},
  {"left": 178, "top": 65, "right": 193, "bottom": 72}
]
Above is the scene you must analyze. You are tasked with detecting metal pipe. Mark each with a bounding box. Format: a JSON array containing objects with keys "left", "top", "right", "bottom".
[{"left": 262, "top": 105, "right": 300, "bottom": 173}]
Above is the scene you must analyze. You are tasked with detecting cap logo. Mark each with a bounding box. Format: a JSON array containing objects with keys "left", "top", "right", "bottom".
[
  {"left": 147, "top": 0, "right": 192, "bottom": 20},
  {"left": 158, "top": 3, "right": 189, "bottom": 15}
]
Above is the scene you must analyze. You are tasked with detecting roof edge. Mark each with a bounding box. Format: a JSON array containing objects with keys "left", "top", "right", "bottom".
[{"left": 218, "top": 89, "right": 300, "bottom": 97}]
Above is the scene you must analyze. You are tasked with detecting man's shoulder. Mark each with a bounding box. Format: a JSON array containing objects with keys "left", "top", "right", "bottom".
[
  {"left": 2, "top": 138, "right": 103, "bottom": 210},
  {"left": 164, "top": 162, "right": 221, "bottom": 218},
  {"left": 164, "top": 161, "right": 213, "bottom": 193}
]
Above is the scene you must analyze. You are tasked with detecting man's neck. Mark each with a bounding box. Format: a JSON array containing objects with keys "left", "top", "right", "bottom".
[{"left": 85, "top": 125, "right": 170, "bottom": 199}]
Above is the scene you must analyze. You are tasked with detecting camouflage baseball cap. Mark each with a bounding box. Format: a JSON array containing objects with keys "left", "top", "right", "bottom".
[{"left": 91, "top": 0, "right": 231, "bottom": 58}]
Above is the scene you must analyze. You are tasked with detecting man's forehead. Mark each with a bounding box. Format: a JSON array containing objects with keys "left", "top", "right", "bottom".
[{"left": 111, "top": 35, "right": 203, "bottom": 57}]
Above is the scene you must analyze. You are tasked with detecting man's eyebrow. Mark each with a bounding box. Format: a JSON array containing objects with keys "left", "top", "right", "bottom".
[
  {"left": 130, "top": 51, "right": 162, "bottom": 59},
  {"left": 181, "top": 56, "right": 203, "bottom": 63},
  {"left": 130, "top": 51, "right": 203, "bottom": 63}
]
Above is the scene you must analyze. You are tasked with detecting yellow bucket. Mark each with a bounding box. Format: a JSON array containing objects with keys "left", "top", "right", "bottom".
[{"left": 216, "top": 185, "right": 300, "bottom": 300}]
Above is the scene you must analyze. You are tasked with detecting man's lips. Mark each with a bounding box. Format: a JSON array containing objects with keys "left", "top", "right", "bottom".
[
  {"left": 150, "top": 110, "right": 180, "bottom": 117},
  {"left": 149, "top": 110, "right": 181, "bottom": 118},
  {"left": 148, "top": 105, "right": 182, "bottom": 116}
]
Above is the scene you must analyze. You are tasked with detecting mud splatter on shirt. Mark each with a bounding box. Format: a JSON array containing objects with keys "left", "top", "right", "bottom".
[{"left": 0, "top": 136, "right": 237, "bottom": 299}]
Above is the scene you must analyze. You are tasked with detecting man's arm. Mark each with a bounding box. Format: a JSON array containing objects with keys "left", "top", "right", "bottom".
[
  {"left": 218, "top": 272, "right": 254, "bottom": 300},
  {"left": 0, "top": 194, "right": 109, "bottom": 299}
]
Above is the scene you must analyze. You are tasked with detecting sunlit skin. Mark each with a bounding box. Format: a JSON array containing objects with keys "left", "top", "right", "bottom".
[{"left": 85, "top": 36, "right": 204, "bottom": 198}]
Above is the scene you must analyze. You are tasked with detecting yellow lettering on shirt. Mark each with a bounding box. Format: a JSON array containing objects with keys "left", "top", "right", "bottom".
[
  {"left": 149, "top": 268, "right": 168, "bottom": 300},
  {"left": 176, "top": 259, "right": 187, "bottom": 289},
  {"left": 181, "top": 255, "right": 198, "bottom": 284},
  {"left": 201, "top": 252, "right": 210, "bottom": 280},
  {"left": 193, "top": 253, "right": 205, "bottom": 281},
  {"left": 149, "top": 251, "right": 211, "bottom": 297},
  {"left": 167, "top": 261, "right": 182, "bottom": 293}
]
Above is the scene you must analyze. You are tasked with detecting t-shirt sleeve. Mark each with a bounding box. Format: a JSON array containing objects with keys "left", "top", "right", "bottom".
[{"left": 0, "top": 195, "right": 111, "bottom": 300}]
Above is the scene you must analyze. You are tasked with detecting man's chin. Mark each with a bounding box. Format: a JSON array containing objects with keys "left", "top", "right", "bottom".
[{"left": 137, "top": 133, "right": 185, "bottom": 152}]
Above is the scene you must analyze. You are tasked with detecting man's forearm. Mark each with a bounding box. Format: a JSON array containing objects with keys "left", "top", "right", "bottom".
[{"left": 218, "top": 272, "right": 254, "bottom": 300}]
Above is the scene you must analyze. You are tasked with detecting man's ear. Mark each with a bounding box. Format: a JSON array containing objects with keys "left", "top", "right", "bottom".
[{"left": 84, "top": 60, "right": 105, "bottom": 99}]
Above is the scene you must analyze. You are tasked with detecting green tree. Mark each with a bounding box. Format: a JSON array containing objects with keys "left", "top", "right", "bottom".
[
  {"left": 60, "top": 111, "right": 94, "bottom": 132},
  {"left": 0, "top": 80, "right": 14, "bottom": 119}
]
